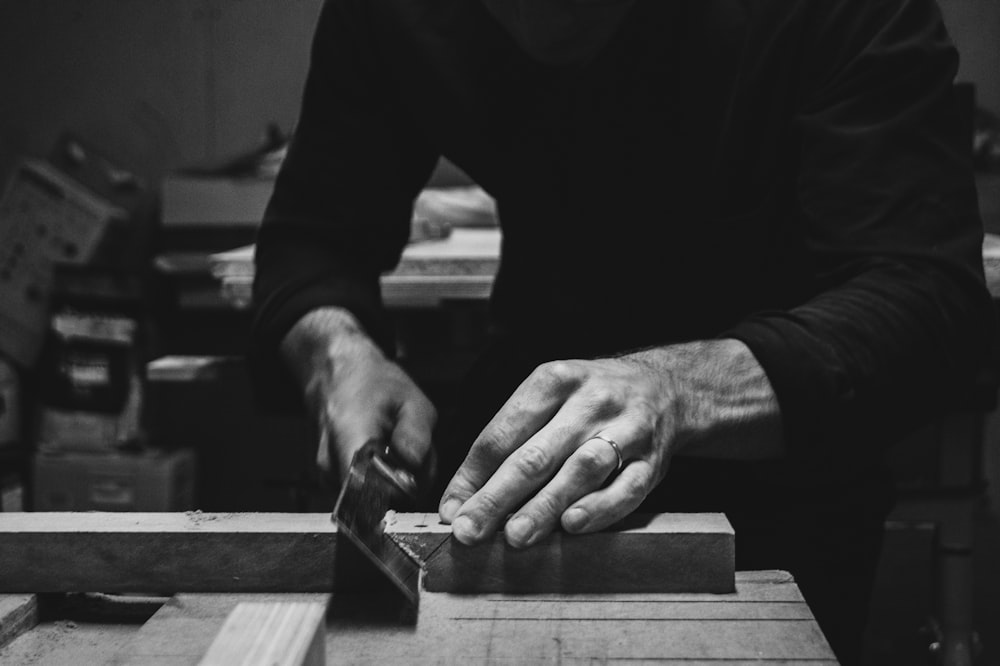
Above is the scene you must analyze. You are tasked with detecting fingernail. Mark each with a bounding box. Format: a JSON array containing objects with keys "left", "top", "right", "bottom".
[
  {"left": 451, "top": 515, "right": 479, "bottom": 544},
  {"left": 506, "top": 515, "right": 535, "bottom": 548},
  {"left": 439, "top": 498, "right": 462, "bottom": 522},
  {"left": 563, "top": 508, "right": 588, "bottom": 533}
]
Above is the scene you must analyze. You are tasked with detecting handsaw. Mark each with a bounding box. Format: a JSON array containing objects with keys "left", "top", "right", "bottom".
[{"left": 332, "top": 439, "right": 436, "bottom": 607}]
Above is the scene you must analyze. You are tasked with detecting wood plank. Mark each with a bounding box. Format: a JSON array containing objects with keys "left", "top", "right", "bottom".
[
  {"left": 199, "top": 602, "right": 326, "bottom": 666},
  {"left": 389, "top": 512, "right": 735, "bottom": 594},
  {"left": 0, "top": 513, "right": 339, "bottom": 593},
  {"left": 115, "top": 572, "right": 836, "bottom": 665},
  {"left": 0, "top": 620, "right": 142, "bottom": 665},
  {"left": 122, "top": 594, "right": 331, "bottom": 666},
  {"left": 326, "top": 572, "right": 832, "bottom": 664},
  {"left": 0, "top": 594, "right": 38, "bottom": 649},
  {"left": 0, "top": 512, "right": 734, "bottom": 595}
]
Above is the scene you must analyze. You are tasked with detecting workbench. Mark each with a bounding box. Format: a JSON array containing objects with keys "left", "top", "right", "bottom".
[
  {"left": 0, "top": 512, "right": 838, "bottom": 664},
  {"left": 154, "top": 228, "right": 501, "bottom": 311},
  {"left": 0, "top": 572, "right": 835, "bottom": 664}
]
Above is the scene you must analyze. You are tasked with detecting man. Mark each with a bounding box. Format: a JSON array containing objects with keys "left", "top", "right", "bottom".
[{"left": 250, "top": 1, "right": 995, "bottom": 663}]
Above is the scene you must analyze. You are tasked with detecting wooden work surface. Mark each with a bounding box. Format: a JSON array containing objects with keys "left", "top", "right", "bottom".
[{"left": 0, "top": 572, "right": 837, "bottom": 665}]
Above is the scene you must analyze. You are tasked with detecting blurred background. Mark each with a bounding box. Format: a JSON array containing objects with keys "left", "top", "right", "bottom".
[{"left": 0, "top": 2, "right": 997, "bottom": 664}]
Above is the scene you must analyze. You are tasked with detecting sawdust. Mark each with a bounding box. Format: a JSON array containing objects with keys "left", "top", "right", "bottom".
[{"left": 184, "top": 510, "right": 218, "bottom": 524}]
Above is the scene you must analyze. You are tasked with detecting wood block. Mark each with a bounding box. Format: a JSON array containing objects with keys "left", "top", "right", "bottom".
[
  {"left": 120, "top": 593, "right": 331, "bottom": 665},
  {"left": 198, "top": 601, "right": 326, "bottom": 666},
  {"left": 0, "top": 513, "right": 339, "bottom": 593},
  {"left": 389, "top": 512, "right": 735, "bottom": 594},
  {"left": 0, "top": 594, "right": 38, "bottom": 649},
  {"left": 0, "top": 512, "right": 733, "bottom": 595}
]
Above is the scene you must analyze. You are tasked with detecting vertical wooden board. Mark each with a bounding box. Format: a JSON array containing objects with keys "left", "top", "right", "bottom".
[
  {"left": 0, "top": 594, "right": 38, "bottom": 648},
  {"left": 120, "top": 593, "right": 330, "bottom": 665},
  {"left": 199, "top": 602, "right": 326, "bottom": 666}
]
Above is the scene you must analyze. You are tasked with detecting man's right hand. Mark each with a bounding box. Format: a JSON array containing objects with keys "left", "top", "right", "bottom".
[{"left": 280, "top": 307, "right": 437, "bottom": 481}]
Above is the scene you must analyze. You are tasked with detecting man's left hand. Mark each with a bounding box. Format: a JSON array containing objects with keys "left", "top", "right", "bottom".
[{"left": 438, "top": 339, "right": 783, "bottom": 548}]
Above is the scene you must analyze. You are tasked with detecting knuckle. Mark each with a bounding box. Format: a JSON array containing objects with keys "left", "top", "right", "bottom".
[
  {"left": 534, "top": 361, "right": 582, "bottom": 390},
  {"left": 622, "top": 473, "right": 650, "bottom": 506},
  {"left": 443, "top": 474, "right": 476, "bottom": 501},
  {"left": 472, "top": 431, "right": 509, "bottom": 463},
  {"left": 528, "top": 492, "right": 563, "bottom": 522},
  {"left": 470, "top": 490, "right": 504, "bottom": 519},
  {"left": 512, "top": 444, "right": 551, "bottom": 480},
  {"left": 574, "top": 446, "right": 609, "bottom": 478},
  {"left": 583, "top": 386, "right": 626, "bottom": 416},
  {"left": 635, "top": 401, "right": 661, "bottom": 429}
]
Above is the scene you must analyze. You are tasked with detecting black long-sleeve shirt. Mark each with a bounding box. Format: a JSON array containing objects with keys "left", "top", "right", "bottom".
[{"left": 251, "top": 0, "right": 995, "bottom": 461}]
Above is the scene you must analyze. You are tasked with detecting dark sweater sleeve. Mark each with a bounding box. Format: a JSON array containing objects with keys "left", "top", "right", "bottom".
[
  {"left": 249, "top": 0, "right": 438, "bottom": 410},
  {"left": 726, "top": 0, "right": 997, "bottom": 457}
]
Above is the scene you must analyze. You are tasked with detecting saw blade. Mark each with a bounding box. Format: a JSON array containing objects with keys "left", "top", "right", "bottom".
[{"left": 333, "top": 440, "right": 423, "bottom": 606}]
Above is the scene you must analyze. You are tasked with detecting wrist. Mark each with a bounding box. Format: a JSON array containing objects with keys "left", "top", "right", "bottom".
[
  {"left": 621, "top": 339, "right": 783, "bottom": 459},
  {"left": 280, "top": 307, "right": 384, "bottom": 393}
]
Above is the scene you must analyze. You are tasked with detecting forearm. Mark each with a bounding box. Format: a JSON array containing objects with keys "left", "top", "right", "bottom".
[
  {"left": 247, "top": 0, "right": 437, "bottom": 413},
  {"left": 621, "top": 339, "right": 784, "bottom": 460},
  {"left": 728, "top": 255, "right": 994, "bottom": 455}
]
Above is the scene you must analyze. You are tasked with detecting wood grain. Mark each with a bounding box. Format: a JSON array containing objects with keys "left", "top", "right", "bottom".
[
  {"left": 114, "top": 572, "right": 836, "bottom": 665},
  {"left": 119, "top": 594, "right": 330, "bottom": 666},
  {"left": 199, "top": 602, "right": 326, "bottom": 666},
  {"left": 389, "top": 512, "right": 736, "bottom": 594},
  {"left": 0, "top": 513, "right": 339, "bottom": 593},
  {"left": 0, "top": 512, "right": 733, "bottom": 595}
]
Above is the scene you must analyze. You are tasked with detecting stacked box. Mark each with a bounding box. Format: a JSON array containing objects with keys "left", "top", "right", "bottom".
[{"left": 32, "top": 449, "right": 195, "bottom": 511}]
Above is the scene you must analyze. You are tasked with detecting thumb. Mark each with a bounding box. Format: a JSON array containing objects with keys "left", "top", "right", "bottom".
[
  {"left": 389, "top": 397, "right": 437, "bottom": 471},
  {"left": 316, "top": 429, "right": 333, "bottom": 474}
]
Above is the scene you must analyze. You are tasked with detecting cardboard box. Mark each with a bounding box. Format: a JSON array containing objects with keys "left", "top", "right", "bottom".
[
  {"left": 0, "top": 160, "right": 128, "bottom": 364},
  {"left": 32, "top": 449, "right": 195, "bottom": 511}
]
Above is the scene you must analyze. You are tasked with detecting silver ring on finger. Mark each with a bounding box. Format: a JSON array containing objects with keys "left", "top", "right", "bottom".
[{"left": 591, "top": 434, "right": 623, "bottom": 473}]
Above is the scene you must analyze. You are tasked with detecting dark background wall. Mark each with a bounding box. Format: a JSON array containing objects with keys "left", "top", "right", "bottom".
[
  {"left": 0, "top": 0, "right": 997, "bottom": 188},
  {"left": 0, "top": 0, "right": 324, "bottom": 187}
]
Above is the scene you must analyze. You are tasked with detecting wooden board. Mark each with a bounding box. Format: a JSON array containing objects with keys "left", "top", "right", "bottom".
[
  {"left": 220, "top": 271, "right": 494, "bottom": 309},
  {"left": 114, "top": 572, "right": 837, "bottom": 665},
  {"left": 389, "top": 512, "right": 735, "bottom": 594},
  {"left": 0, "top": 595, "right": 38, "bottom": 649},
  {"left": 0, "top": 512, "right": 734, "bottom": 595},
  {"left": 119, "top": 594, "right": 329, "bottom": 666},
  {"left": 199, "top": 602, "right": 326, "bottom": 666},
  {"left": 0, "top": 513, "right": 339, "bottom": 593}
]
